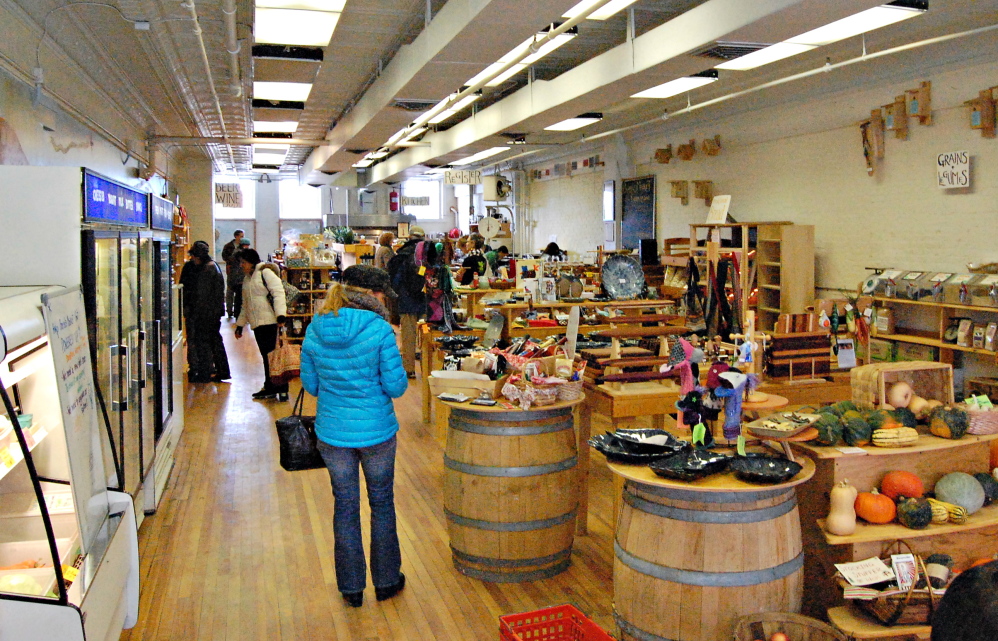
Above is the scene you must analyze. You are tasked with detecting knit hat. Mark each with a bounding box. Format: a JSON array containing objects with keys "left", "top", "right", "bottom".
[
  {"left": 189, "top": 240, "right": 210, "bottom": 259},
  {"left": 239, "top": 238, "right": 251, "bottom": 246},
  {"left": 409, "top": 226, "right": 425, "bottom": 238},
  {"left": 342, "top": 265, "right": 394, "bottom": 297}
]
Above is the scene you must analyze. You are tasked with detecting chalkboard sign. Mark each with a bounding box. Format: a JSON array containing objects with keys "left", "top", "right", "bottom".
[{"left": 621, "top": 176, "right": 656, "bottom": 250}]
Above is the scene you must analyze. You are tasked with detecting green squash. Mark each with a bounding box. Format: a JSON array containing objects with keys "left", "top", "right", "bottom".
[
  {"left": 832, "top": 400, "right": 859, "bottom": 416},
  {"left": 841, "top": 411, "right": 873, "bottom": 447},
  {"left": 974, "top": 473, "right": 998, "bottom": 506},
  {"left": 935, "top": 472, "right": 987, "bottom": 515},
  {"left": 897, "top": 497, "right": 934, "bottom": 530},
  {"left": 819, "top": 404, "right": 843, "bottom": 418},
  {"left": 814, "top": 413, "right": 844, "bottom": 446},
  {"left": 890, "top": 407, "right": 918, "bottom": 429},
  {"left": 929, "top": 406, "right": 970, "bottom": 440},
  {"left": 866, "top": 409, "right": 902, "bottom": 431}
]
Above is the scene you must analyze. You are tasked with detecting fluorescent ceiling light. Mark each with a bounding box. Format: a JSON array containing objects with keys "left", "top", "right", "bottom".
[
  {"left": 257, "top": 1, "right": 346, "bottom": 10},
  {"left": 253, "top": 81, "right": 312, "bottom": 102},
  {"left": 428, "top": 93, "right": 481, "bottom": 124},
  {"left": 715, "top": 42, "right": 816, "bottom": 71},
  {"left": 254, "top": 8, "right": 340, "bottom": 47},
  {"left": 368, "top": 148, "right": 390, "bottom": 159},
  {"left": 353, "top": 159, "right": 374, "bottom": 168},
  {"left": 253, "top": 120, "right": 298, "bottom": 133},
  {"left": 563, "top": 0, "right": 639, "bottom": 21},
  {"left": 788, "top": 4, "right": 925, "bottom": 46},
  {"left": 544, "top": 113, "right": 603, "bottom": 131},
  {"left": 451, "top": 147, "right": 509, "bottom": 166},
  {"left": 632, "top": 72, "right": 718, "bottom": 99},
  {"left": 401, "top": 126, "right": 428, "bottom": 142},
  {"left": 252, "top": 143, "right": 291, "bottom": 152},
  {"left": 465, "top": 26, "right": 576, "bottom": 88}
]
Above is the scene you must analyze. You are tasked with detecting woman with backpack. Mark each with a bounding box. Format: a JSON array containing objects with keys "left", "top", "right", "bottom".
[{"left": 234, "top": 248, "right": 289, "bottom": 401}]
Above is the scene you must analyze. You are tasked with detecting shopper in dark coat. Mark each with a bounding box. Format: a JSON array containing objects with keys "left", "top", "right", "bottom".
[
  {"left": 185, "top": 241, "right": 230, "bottom": 382},
  {"left": 221, "top": 229, "right": 244, "bottom": 318},
  {"left": 387, "top": 226, "right": 425, "bottom": 378}
]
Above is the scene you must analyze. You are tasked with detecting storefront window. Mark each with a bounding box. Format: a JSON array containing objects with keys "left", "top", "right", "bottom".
[
  {"left": 402, "top": 178, "right": 441, "bottom": 220},
  {"left": 279, "top": 181, "right": 322, "bottom": 219}
]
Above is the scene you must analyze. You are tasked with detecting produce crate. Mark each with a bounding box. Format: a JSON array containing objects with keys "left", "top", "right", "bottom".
[
  {"left": 732, "top": 612, "right": 847, "bottom": 641},
  {"left": 851, "top": 361, "right": 954, "bottom": 408},
  {"left": 867, "top": 338, "right": 896, "bottom": 363},
  {"left": 895, "top": 342, "right": 939, "bottom": 362},
  {"left": 966, "top": 376, "right": 998, "bottom": 402},
  {"left": 429, "top": 373, "right": 507, "bottom": 399},
  {"left": 500, "top": 604, "right": 613, "bottom": 641}
]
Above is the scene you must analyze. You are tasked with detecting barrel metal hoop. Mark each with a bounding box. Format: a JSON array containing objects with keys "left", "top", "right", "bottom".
[
  {"left": 450, "top": 406, "right": 573, "bottom": 423},
  {"left": 450, "top": 546, "right": 572, "bottom": 569},
  {"left": 613, "top": 612, "right": 677, "bottom": 641},
  {"left": 444, "top": 455, "right": 577, "bottom": 477},
  {"left": 449, "top": 417, "right": 573, "bottom": 436},
  {"left": 445, "top": 507, "right": 577, "bottom": 532},
  {"left": 623, "top": 489, "right": 797, "bottom": 524},
  {"left": 626, "top": 480, "right": 791, "bottom": 504},
  {"left": 614, "top": 540, "right": 804, "bottom": 587},
  {"left": 453, "top": 556, "right": 571, "bottom": 583}
]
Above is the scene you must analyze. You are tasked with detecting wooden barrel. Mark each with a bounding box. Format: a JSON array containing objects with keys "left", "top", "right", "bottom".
[
  {"left": 614, "top": 480, "right": 804, "bottom": 641},
  {"left": 444, "top": 404, "right": 578, "bottom": 582}
]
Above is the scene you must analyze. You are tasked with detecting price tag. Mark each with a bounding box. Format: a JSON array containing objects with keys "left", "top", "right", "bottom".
[
  {"left": 61, "top": 565, "right": 80, "bottom": 582},
  {"left": 692, "top": 423, "right": 707, "bottom": 446},
  {"left": 418, "top": 266, "right": 426, "bottom": 276},
  {"left": 736, "top": 435, "right": 747, "bottom": 457},
  {"left": 0, "top": 448, "right": 15, "bottom": 469}
]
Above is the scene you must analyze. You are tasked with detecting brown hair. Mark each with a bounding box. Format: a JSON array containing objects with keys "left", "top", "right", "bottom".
[{"left": 378, "top": 232, "right": 395, "bottom": 247}]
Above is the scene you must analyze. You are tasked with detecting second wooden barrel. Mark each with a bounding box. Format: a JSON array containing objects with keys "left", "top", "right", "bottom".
[
  {"left": 444, "top": 404, "right": 578, "bottom": 582},
  {"left": 614, "top": 480, "right": 804, "bottom": 641}
]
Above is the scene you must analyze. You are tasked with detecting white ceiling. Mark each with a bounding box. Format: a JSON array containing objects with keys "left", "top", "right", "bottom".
[{"left": 1, "top": 0, "right": 995, "bottom": 182}]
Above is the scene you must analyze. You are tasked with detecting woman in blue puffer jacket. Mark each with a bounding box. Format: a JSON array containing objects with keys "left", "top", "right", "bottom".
[{"left": 300, "top": 265, "right": 408, "bottom": 608}]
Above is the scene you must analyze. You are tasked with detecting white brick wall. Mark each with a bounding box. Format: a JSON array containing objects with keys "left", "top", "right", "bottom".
[{"left": 527, "top": 171, "right": 606, "bottom": 261}]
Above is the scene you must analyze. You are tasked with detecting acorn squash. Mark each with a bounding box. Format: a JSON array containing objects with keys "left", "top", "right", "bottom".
[
  {"left": 890, "top": 407, "right": 918, "bottom": 429},
  {"left": 866, "top": 409, "right": 902, "bottom": 431},
  {"left": 897, "top": 497, "right": 933, "bottom": 530},
  {"left": 841, "top": 412, "right": 872, "bottom": 447},
  {"left": 973, "top": 472, "right": 998, "bottom": 506},
  {"left": 929, "top": 406, "right": 970, "bottom": 440},
  {"left": 814, "top": 413, "right": 844, "bottom": 446}
]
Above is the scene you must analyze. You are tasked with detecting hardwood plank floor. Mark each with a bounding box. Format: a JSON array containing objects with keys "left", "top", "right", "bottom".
[{"left": 120, "top": 324, "right": 620, "bottom": 640}]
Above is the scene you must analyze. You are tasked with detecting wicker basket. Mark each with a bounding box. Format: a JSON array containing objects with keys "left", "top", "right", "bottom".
[
  {"left": 851, "top": 361, "right": 954, "bottom": 408},
  {"left": 965, "top": 406, "right": 998, "bottom": 435},
  {"left": 732, "top": 612, "right": 847, "bottom": 641},
  {"left": 844, "top": 540, "right": 940, "bottom": 627},
  {"left": 529, "top": 382, "right": 561, "bottom": 407},
  {"left": 557, "top": 380, "right": 584, "bottom": 401}
]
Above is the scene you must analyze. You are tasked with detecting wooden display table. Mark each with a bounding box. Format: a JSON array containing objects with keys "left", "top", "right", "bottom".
[
  {"left": 440, "top": 398, "right": 585, "bottom": 582},
  {"left": 608, "top": 458, "right": 815, "bottom": 641},
  {"left": 453, "top": 286, "right": 519, "bottom": 320},
  {"left": 827, "top": 605, "right": 931, "bottom": 640},
  {"left": 789, "top": 433, "right": 998, "bottom": 619},
  {"left": 419, "top": 324, "right": 485, "bottom": 428}
]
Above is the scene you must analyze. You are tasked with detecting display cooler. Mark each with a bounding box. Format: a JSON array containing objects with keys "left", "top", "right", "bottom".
[
  {"left": 0, "top": 286, "right": 138, "bottom": 641},
  {"left": 0, "top": 166, "right": 184, "bottom": 519}
]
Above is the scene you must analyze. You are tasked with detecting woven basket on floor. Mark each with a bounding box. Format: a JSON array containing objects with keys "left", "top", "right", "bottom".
[{"left": 732, "top": 612, "right": 847, "bottom": 641}]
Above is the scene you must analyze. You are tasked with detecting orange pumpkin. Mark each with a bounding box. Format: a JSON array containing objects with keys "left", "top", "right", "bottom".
[
  {"left": 855, "top": 489, "right": 896, "bottom": 524},
  {"left": 968, "top": 557, "right": 996, "bottom": 570},
  {"left": 990, "top": 440, "right": 998, "bottom": 470},
  {"left": 880, "top": 470, "right": 924, "bottom": 500}
]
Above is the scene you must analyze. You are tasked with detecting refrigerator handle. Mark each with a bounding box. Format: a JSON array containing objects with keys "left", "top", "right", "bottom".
[
  {"left": 110, "top": 344, "right": 128, "bottom": 411},
  {"left": 120, "top": 343, "right": 131, "bottom": 411}
]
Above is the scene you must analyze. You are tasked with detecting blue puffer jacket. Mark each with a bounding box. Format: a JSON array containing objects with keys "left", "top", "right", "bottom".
[{"left": 301, "top": 306, "right": 408, "bottom": 448}]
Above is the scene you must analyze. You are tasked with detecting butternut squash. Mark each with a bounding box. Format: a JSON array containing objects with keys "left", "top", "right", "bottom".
[{"left": 826, "top": 479, "right": 858, "bottom": 536}]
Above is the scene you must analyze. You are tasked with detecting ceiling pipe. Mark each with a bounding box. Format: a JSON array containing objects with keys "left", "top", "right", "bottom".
[
  {"left": 222, "top": 0, "right": 242, "bottom": 99},
  {"left": 180, "top": 0, "right": 236, "bottom": 169},
  {"left": 150, "top": 136, "right": 334, "bottom": 146}
]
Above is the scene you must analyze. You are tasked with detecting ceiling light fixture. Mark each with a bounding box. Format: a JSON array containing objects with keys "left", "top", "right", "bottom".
[
  {"left": 254, "top": 0, "right": 345, "bottom": 47},
  {"left": 253, "top": 120, "right": 299, "bottom": 133},
  {"left": 352, "top": 158, "right": 374, "bottom": 168},
  {"left": 717, "top": 1, "right": 927, "bottom": 71},
  {"left": 253, "top": 81, "right": 312, "bottom": 102},
  {"left": 465, "top": 24, "right": 577, "bottom": 88},
  {"left": 426, "top": 92, "right": 482, "bottom": 125},
  {"left": 544, "top": 112, "right": 603, "bottom": 131},
  {"left": 451, "top": 147, "right": 510, "bottom": 166},
  {"left": 631, "top": 70, "right": 719, "bottom": 99},
  {"left": 563, "top": 0, "right": 640, "bottom": 21}
]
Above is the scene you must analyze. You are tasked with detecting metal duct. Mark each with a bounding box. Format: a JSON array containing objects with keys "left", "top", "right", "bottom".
[{"left": 222, "top": 0, "right": 241, "bottom": 99}]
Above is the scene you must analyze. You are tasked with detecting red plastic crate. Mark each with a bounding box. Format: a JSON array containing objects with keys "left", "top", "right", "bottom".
[{"left": 499, "top": 604, "right": 614, "bottom": 641}]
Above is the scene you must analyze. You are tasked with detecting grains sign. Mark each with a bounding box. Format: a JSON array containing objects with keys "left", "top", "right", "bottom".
[{"left": 936, "top": 150, "right": 970, "bottom": 189}]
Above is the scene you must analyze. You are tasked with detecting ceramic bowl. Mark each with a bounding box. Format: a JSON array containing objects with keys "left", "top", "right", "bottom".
[
  {"left": 588, "top": 434, "right": 676, "bottom": 465},
  {"left": 648, "top": 449, "right": 731, "bottom": 482},
  {"left": 728, "top": 456, "right": 803, "bottom": 484},
  {"left": 612, "top": 429, "right": 686, "bottom": 455}
]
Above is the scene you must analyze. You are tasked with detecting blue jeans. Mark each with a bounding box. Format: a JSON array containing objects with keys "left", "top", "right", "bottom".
[{"left": 317, "top": 436, "right": 402, "bottom": 594}]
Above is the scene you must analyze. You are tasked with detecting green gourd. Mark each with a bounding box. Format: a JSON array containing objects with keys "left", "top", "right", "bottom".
[
  {"left": 814, "top": 413, "right": 844, "bottom": 446},
  {"left": 935, "top": 472, "right": 987, "bottom": 515},
  {"left": 841, "top": 411, "right": 872, "bottom": 446},
  {"left": 897, "top": 497, "right": 934, "bottom": 530},
  {"left": 973, "top": 473, "right": 998, "bottom": 506},
  {"left": 866, "top": 409, "right": 902, "bottom": 431},
  {"left": 929, "top": 406, "right": 970, "bottom": 440},
  {"left": 832, "top": 400, "right": 859, "bottom": 416},
  {"left": 890, "top": 407, "right": 918, "bottom": 429}
]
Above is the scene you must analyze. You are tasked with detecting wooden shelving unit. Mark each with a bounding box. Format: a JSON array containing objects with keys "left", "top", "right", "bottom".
[
  {"left": 282, "top": 266, "right": 338, "bottom": 342},
  {"left": 789, "top": 433, "right": 998, "bottom": 619},
  {"left": 171, "top": 205, "right": 189, "bottom": 284},
  {"left": 871, "top": 296, "right": 998, "bottom": 368}
]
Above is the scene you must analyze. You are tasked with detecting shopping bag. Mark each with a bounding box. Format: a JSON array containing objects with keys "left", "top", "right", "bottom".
[
  {"left": 268, "top": 333, "right": 301, "bottom": 385},
  {"left": 274, "top": 390, "right": 325, "bottom": 472}
]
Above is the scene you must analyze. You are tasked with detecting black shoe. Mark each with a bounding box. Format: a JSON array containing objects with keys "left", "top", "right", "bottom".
[
  {"left": 407, "top": 372, "right": 416, "bottom": 379},
  {"left": 375, "top": 573, "right": 405, "bottom": 602},
  {"left": 252, "top": 388, "right": 275, "bottom": 399},
  {"left": 342, "top": 591, "right": 363, "bottom": 608}
]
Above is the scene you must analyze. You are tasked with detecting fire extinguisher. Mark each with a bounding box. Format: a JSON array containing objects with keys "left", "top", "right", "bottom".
[{"left": 389, "top": 189, "right": 399, "bottom": 212}]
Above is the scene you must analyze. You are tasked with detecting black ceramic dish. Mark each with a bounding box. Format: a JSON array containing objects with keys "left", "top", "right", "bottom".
[
  {"left": 588, "top": 434, "right": 677, "bottom": 465},
  {"left": 435, "top": 335, "right": 480, "bottom": 350},
  {"left": 613, "top": 429, "right": 685, "bottom": 454},
  {"left": 728, "top": 456, "right": 803, "bottom": 484},
  {"left": 647, "top": 449, "right": 731, "bottom": 482}
]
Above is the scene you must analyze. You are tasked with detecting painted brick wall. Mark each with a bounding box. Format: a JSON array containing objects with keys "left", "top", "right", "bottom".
[{"left": 528, "top": 171, "right": 606, "bottom": 260}]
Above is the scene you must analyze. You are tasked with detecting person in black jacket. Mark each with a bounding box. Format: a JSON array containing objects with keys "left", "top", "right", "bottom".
[
  {"left": 386, "top": 227, "right": 425, "bottom": 378},
  {"left": 185, "top": 241, "right": 230, "bottom": 383}
]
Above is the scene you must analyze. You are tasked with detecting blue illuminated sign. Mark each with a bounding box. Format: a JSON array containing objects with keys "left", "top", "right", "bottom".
[
  {"left": 150, "top": 195, "right": 173, "bottom": 231},
  {"left": 83, "top": 171, "right": 148, "bottom": 227}
]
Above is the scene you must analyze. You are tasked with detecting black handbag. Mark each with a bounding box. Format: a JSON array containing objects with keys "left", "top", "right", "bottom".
[{"left": 274, "top": 390, "right": 325, "bottom": 471}]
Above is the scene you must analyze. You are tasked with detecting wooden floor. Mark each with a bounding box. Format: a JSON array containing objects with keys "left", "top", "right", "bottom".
[{"left": 120, "top": 324, "right": 619, "bottom": 640}]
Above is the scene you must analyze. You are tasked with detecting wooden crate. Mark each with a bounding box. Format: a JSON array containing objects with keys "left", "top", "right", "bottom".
[
  {"left": 765, "top": 331, "right": 831, "bottom": 379},
  {"left": 850, "top": 361, "right": 954, "bottom": 407},
  {"left": 966, "top": 376, "right": 998, "bottom": 402},
  {"left": 428, "top": 374, "right": 506, "bottom": 399}
]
